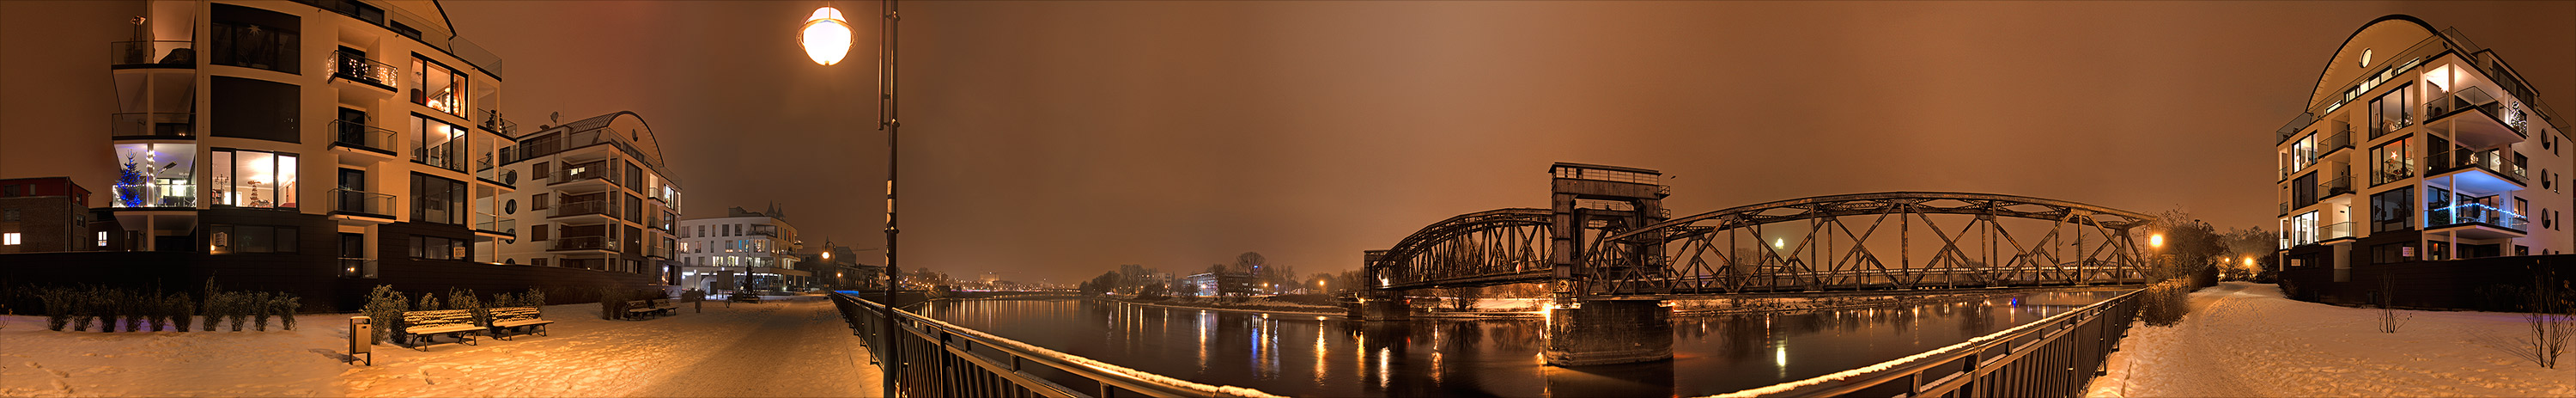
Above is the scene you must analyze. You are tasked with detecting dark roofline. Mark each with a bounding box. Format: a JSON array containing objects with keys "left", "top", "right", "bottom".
[{"left": 1549, "top": 162, "right": 1661, "bottom": 175}]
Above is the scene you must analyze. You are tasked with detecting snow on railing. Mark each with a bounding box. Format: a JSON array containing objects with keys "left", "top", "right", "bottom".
[
  {"left": 831, "top": 292, "right": 1284, "bottom": 398},
  {"left": 1706, "top": 288, "right": 2146, "bottom": 397}
]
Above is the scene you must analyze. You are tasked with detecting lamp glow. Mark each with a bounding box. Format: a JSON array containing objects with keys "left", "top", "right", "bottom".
[
  {"left": 2149, "top": 234, "right": 2164, "bottom": 248},
  {"left": 799, "top": 7, "right": 853, "bottom": 65}
]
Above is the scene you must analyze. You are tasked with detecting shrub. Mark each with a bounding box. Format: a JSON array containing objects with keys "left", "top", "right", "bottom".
[
  {"left": 224, "top": 293, "right": 250, "bottom": 332},
  {"left": 2140, "top": 279, "right": 2194, "bottom": 327},
  {"left": 449, "top": 288, "right": 487, "bottom": 326},
  {"left": 39, "top": 287, "right": 70, "bottom": 331},
  {"left": 597, "top": 286, "right": 632, "bottom": 320},
  {"left": 361, "top": 285, "right": 408, "bottom": 344},
  {"left": 70, "top": 288, "right": 96, "bottom": 332},
  {"left": 102, "top": 289, "right": 125, "bottom": 333},
  {"left": 200, "top": 279, "right": 221, "bottom": 331},
  {"left": 250, "top": 292, "right": 274, "bottom": 332},
  {"left": 276, "top": 293, "right": 300, "bottom": 331},
  {"left": 168, "top": 293, "right": 194, "bottom": 333},
  {"left": 147, "top": 290, "right": 170, "bottom": 332},
  {"left": 526, "top": 288, "right": 548, "bottom": 316}
]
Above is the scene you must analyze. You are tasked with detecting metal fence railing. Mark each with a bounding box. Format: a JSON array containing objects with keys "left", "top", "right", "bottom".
[
  {"left": 1713, "top": 288, "right": 2144, "bottom": 397},
  {"left": 827, "top": 291, "right": 1281, "bottom": 398}
]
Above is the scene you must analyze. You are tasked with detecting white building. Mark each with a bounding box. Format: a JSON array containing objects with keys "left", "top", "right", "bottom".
[
  {"left": 2275, "top": 15, "right": 2572, "bottom": 274},
  {"left": 491, "top": 112, "right": 682, "bottom": 282},
  {"left": 677, "top": 206, "right": 809, "bottom": 292}
]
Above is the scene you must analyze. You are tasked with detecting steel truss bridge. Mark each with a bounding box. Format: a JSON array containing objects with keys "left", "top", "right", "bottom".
[{"left": 1367, "top": 187, "right": 2157, "bottom": 297}]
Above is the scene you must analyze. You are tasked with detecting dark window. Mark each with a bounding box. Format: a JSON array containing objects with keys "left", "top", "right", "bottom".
[
  {"left": 532, "top": 193, "right": 550, "bottom": 210},
  {"left": 532, "top": 223, "right": 549, "bottom": 242},
  {"left": 411, "top": 174, "right": 465, "bottom": 224},
  {"left": 2369, "top": 83, "right": 2412, "bottom": 138},
  {"left": 532, "top": 257, "right": 548, "bottom": 267},
  {"left": 2517, "top": 245, "right": 2530, "bottom": 256},
  {"left": 210, "top": 4, "right": 300, "bottom": 74},
  {"left": 531, "top": 162, "right": 550, "bottom": 181},
  {"left": 2292, "top": 173, "right": 2319, "bottom": 206},
  {"left": 625, "top": 193, "right": 642, "bottom": 223},
  {"left": 2370, "top": 187, "right": 2412, "bottom": 233},
  {"left": 3, "top": 209, "right": 15, "bottom": 222},
  {"left": 211, "top": 77, "right": 301, "bottom": 143},
  {"left": 206, "top": 224, "right": 297, "bottom": 254},
  {"left": 410, "top": 235, "right": 463, "bottom": 260},
  {"left": 2371, "top": 242, "right": 2412, "bottom": 264}
]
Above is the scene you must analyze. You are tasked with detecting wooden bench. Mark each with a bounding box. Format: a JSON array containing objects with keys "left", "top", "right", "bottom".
[
  {"left": 623, "top": 298, "right": 675, "bottom": 320},
  {"left": 487, "top": 307, "right": 553, "bottom": 340},
  {"left": 397, "top": 309, "right": 481, "bottom": 351}
]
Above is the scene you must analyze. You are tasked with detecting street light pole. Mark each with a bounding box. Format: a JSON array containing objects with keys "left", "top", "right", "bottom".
[{"left": 800, "top": 3, "right": 896, "bottom": 396}]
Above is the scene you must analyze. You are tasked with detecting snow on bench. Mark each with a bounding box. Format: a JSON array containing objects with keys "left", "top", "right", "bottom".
[
  {"left": 398, "top": 309, "right": 481, "bottom": 351},
  {"left": 623, "top": 298, "right": 675, "bottom": 320},
  {"left": 487, "top": 307, "right": 553, "bottom": 340}
]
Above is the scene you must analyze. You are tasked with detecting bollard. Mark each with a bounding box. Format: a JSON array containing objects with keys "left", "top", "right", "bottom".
[{"left": 349, "top": 316, "right": 372, "bottom": 365}]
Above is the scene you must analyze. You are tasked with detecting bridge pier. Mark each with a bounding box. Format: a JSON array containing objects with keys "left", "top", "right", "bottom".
[
  {"left": 1352, "top": 291, "right": 1411, "bottom": 321},
  {"left": 1543, "top": 299, "right": 1672, "bottom": 366}
]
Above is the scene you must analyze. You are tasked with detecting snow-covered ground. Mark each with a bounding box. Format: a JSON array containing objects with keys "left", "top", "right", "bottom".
[
  {"left": 0, "top": 296, "right": 882, "bottom": 397},
  {"left": 2086, "top": 282, "right": 2576, "bottom": 397}
]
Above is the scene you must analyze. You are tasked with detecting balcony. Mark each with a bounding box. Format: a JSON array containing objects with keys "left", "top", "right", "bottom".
[
  {"left": 111, "top": 113, "right": 193, "bottom": 138},
  {"left": 414, "top": 143, "right": 466, "bottom": 172},
  {"left": 2426, "top": 202, "right": 2527, "bottom": 239},
  {"left": 329, "top": 120, "right": 398, "bottom": 157},
  {"left": 550, "top": 236, "right": 618, "bottom": 252},
  {"left": 328, "top": 188, "right": 396, "bottom": 221},
  {"left": 2318, "top": 222, "right": 2355, "bottom": 243},
  {"left": 338, "top": 258, "right": 378, "bottom": 279},
  {"left": 111, "top": 40, "right": 194, "bottom": 69},
  {"left": 550, "top": 162, "right": 613, "bottom": 193},
  {"left": 477, "top": 109, "right": 518, "bottom": 136},
  {"left": 2425, "top": 87, "right": 2527, "bottom": 149},
  {"left": 2427, "top": 149, "right": 2525, "bottom": 196},
  {"left": 330, "top": 51, "right": 398, "bottom": 91},
  {"left": 474, "top": 214, "right": 517, "bottom": 238},
  {"left": 749, "top": 225, "right": 779, "bottom": 237},
  {"left": 2313, "top": 129, "right": 2353, "bottom": 159},
  {"left": 2318, "top": 169, "right": 2354, "bottom": 199},
  {"left": 550, "top": 199, "right": 612, "bottom": 223}
]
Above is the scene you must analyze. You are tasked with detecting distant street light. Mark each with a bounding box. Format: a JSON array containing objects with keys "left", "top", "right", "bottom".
[
  {"left": 801, "top": 3, "right": 898, "bottom": 397},
  {"left": 2149, "top": 233, "right": 2165, "bottom": 248}
]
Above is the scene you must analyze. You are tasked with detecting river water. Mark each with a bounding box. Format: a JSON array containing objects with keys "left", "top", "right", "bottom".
[{"left": 913, "top": 290, "right": 2123, "bottom": 397}]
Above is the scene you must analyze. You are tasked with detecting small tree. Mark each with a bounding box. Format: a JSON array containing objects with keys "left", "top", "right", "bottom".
[
  {"left": 276, "top": 293, "right": 300, "bottom": 331},
  {"left": 526, "top": 288, "right": 548, "bottom": 317},
  {"left": 168, "top": 293, "right": 194, "bottom": 333},
  {"left": 39, "top": 287, "right": 71, "bottom": 331},
  {"left": 250, "top": 291, "right": 275, "bottom": 331},
  {"left": 70, "top": 287, "right": 96, "bottom": 332},
  {"left": 361, "top": 285, "right": 408, "bottom": 344},
  {"left": 2377, "top": 275, "right": 2411, "bottom": 334},
  {"left": 449, "top": 288, "right": 486, "bottom": 326},
  {"left": 225, "top": 292, "right": 251, "bottom": 331}
]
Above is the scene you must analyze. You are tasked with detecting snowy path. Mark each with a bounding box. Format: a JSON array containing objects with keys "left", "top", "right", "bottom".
[
  {"left": 2086, "top": 282, "right": 2576, "bottom": 397},
  {"left": 0, "top": 296, "right": 884, "bottom": 397}
]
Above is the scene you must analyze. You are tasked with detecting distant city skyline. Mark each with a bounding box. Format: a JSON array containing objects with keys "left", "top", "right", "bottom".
[{"left": 5, "top": 1, "right": 2571, "bottom": 285}]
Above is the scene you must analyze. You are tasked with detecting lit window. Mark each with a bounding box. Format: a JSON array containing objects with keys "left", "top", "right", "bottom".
[
  {"left": 3, "top": 233, "right": 19, "bottom": 245},
  {"left": 96, "top": 231, "right": 107, "bottom": 247}
]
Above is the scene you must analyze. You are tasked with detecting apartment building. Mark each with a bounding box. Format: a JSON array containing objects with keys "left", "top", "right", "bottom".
[
  {"left": 0, "top": 0, "right": 665, "bottom": 310},
  {"left": 2275, "top": 15, "right": 2573, "bottom": 277},
  {"left": 491, "top": 111, "right": 683, "bottom": 285},
  {"left": 0, "top": 178, "right": 100, "bottom": 254},
  {"left": 677, "top": 206, "right": 809, "bottom": 293}
]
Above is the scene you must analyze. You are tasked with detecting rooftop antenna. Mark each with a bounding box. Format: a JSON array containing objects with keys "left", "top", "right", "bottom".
[{"left": 550, "top": 112, "right": 562, "bottom": 125}]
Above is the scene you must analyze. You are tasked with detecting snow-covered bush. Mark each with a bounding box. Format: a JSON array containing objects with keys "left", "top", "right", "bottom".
[
  {"left": 450, "top": 288, "right": 487, "bottom": 326},
  {"left": 526, "top": 288, "right": 548, "bottom": 317},
  {"left": 361, "top": 285, "right": 408, "bottom": 344},
  {"left": 2141, "top": 279, "right": 2194, "bottom": 327}
]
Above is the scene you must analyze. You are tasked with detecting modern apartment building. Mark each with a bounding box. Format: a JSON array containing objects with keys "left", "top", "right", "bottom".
[
  {"left": 491, "top": 111, "right": 683, "bottom": 285},
  {"left": 677, "top": 206, "right": 810, "bottom": 292},
  {"left": 0, "top": 0, "right": 665, "bottom": 310},
  {"left": 2275, "top": 15, "right": 2573, "bottom": 277}
]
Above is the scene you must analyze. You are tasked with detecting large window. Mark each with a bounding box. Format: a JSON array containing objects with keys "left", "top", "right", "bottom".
[
  {"left": 412, "top": 58, "right": 465, "bottom": 116},
  {"left": 211, "top": 77, "right": 301, "bottom": 143},
  {"left": 2425, "top": 186, "right": 2452, "bottom": 227},
  {"left": 411, "top": 235, "right": 464, "bottom": 260},
  {"left": 411, "top": 174, "right": 465, "bottom": 224},
  {"left": 207, "top": 224, "right": 298, "bottom": 254},
  {"left": 2369, "top": 83, "right": 2413, "bottom": 138},
  {"left": 414, "top": 115, "right": 465, "bottom": 171},
  {"left": 2371, "top": 242, "right": 2413, "bottom": 264},
  {"left": 2289, "top": 211, "right": 2318, "bottom": 246},
  {"left": 2370, "top": 138, "right": 2412, "bottom": 186},
  {"left": 2370, "top": 187, "right": 2413, "bottom": 233},
  {"left": 111, "top": 143, "right": 197, "bottom": 208},
  {"left": 210, "top": 4, "right": 299, "bottom": 74},
  {"left": 209, "top": 149, "right": 298, "bottom": 209}
]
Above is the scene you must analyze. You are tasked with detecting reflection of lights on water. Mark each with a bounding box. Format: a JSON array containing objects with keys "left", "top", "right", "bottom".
[
  {"left": 1376, "top": 346, "right": 1392, "bottom": 388},
  {"left": 1776, "top": 345, "right": 1790, "bottom": 378}
]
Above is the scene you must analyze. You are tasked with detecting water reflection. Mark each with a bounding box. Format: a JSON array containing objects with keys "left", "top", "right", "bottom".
[{"left": 916, "top": 290, "right": 2120, "bottom": 397}]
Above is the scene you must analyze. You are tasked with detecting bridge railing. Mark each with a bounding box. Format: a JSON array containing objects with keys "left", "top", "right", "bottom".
[
  {"left": 826, "top": 291, "right": 1281, "bottom": 398},
  {"left": 1712, "top": 287, "right": 2144, "bottom": 397}
]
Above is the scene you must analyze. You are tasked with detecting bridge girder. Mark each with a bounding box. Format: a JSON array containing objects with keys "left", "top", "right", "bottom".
[{"left": 1366, "top": 208, "right": 1556, "bottom": 291}]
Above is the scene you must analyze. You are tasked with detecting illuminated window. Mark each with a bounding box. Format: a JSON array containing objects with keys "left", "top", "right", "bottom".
[
  {"left": 210, "top": 149, "right": 298, "bottom": 209},
  {"left": 411, "top": 57, "right": 465, "bottom": 116},
  {"left": 3, "top": 233, "right": 19, "bottom": 245},
  {"left": 97, "top": 231, "right": 108, "bottom": 247}
]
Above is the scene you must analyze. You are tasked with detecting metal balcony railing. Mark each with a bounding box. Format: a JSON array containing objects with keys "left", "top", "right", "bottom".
[
  {"left": 330, "top": 188, "right": 395, "bottom": 217},
  {"left": 476, "top": 213, "right": 516, "bottom": 236},
  {"left": 331, "top": 50, "right": 398, "bottom": 89},
  {"left": 552, "top": 162, "right": 610, "bottom": 186},
  {"left": 111, "top": 113, "right": 193, "bottom": 138},
  {"left": 2320, "top": 170, "right": 2354, "bottom": 198},
  {"left": 2316, "top": 130, "right": 2352, "bottom": 157},
  {"left": 110, "top": 40, "right": 194, "bottom": 68},
  {"left": 552, "top": 236, "right": 617, "bottom": 251},
  {"left": 2320, "top": 222, "right": 2354, "bottom": 242},
  {"left": 330, "top": 119, "right": 396, "bottom": 154}
]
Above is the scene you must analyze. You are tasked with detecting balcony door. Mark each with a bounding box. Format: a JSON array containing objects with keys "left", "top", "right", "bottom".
[
  {"left": 337, "top": 168, "right": 364, "bottom": 212},
  {"left": 337, "top": 107, "right": 367, "bottom": 145}
]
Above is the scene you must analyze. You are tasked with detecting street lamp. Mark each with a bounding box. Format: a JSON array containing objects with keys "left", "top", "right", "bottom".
[{"left": 801, "top": 3, "right": 897, "bottom": 397}]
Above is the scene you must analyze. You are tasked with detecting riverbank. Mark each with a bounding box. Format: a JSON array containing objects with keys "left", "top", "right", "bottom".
[
  {"left": 1101, "top": 297, "right": 1347, "bottom": 317},
  {"left": 2083, "top": 282, "right": 2576, "bottom": 397}
]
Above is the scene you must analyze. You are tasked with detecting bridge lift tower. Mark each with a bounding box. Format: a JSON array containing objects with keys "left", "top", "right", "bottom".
[{"left": 1544, "top": 162, "right": 1675, "bottom": 365}]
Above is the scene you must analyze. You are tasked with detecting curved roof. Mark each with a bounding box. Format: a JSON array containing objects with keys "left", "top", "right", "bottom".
[
  {"left": 2306, "top": 15, "right": 2443, "bottom": 108},
  {"left": 556, "top": 111, "right": 671, "bottom": 169}
]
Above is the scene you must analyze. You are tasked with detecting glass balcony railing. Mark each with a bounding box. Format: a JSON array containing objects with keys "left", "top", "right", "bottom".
[
  {"left": 330, "top": 120, "right": 396, "bottom": 154},
  {"left": 476, "top": 215, "right": 517, "bottom": 236},
  {"left": 2316, "top": 130, "right": 2352, "bottom": 157},
  {"left": 113, "top": 182, "right": 196, "bottom": 208},
  {"left": 2430, "top": 149, "right": 2525, "bottom": 183},
  {"left": 552, "top": 162, "right": 610, "bottom": 186},
  {"left": 552, "top": 236, "right": 617, "bottom": 251},
  {"left": 2320, "top": 170, "right": 2354, "bottom": 197},
  {"left": 111, "top": 113, "right": 193, "bottom": 138},
  {"left": 330, "top": 188, "right": 395, "bottom": 216},
  {"left": 111, "top": 40, "right": 194, "bottom": 68},
  {"left": 553, "top": 199, "right": 609, "bottom": 217},
  {"left": 2320, "top": 222, "right": 2354, "bottom": 242},
  {"left": 331, "top": 50, "right": 398, "bottom": 90},
  {"left": 2426, "top": 87, "right": 2530, "bottom": 138},
  {"left": 2427, "top": 203, "right": 2528, "bottom": 231}
]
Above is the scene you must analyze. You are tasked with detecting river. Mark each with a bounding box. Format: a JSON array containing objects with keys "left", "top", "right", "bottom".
[{"left": 911, "top": 289, "right": 2124, "bottom": 397}]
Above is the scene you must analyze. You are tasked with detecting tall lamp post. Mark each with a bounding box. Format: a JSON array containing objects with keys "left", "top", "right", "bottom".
[{"left": 801, "top": 3, "right": 896, "bottom": 396}]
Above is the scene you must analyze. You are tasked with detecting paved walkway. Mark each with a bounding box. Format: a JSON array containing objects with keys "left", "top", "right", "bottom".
[{"left": 634, "top": 296, "right": 885, "bottom": 397}]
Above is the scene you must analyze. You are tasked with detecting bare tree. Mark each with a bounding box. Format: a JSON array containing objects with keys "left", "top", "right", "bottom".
[
  {"left": 2476, "top": 272, "right": 2574, "bottom": 369},
  {"left": 2378, "top": 275, "right": 2411, "bottom": 334}
]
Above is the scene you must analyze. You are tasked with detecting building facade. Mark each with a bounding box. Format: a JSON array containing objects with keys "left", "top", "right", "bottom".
[
  {"left": 0, "top": 0, "right": 666, "bottom": 310},
  {"left": 677, "top": 206, "right": 810, "bottom": 292},
  {"left": 490, "top": 112, "right": 683, "bottom": 285},
  {"left": 0, "top": 178, "right": 99, "bottom": 254},
  {"left": 2275, "top": 15, "right": 2573, "bottom": 277}
]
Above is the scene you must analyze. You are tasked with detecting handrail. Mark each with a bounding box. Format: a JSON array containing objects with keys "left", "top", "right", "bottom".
[
  {"left": 1710, "top": 288, "right": 2145, "bottom": 397},
  {"left": 110, "top": 40, "right": 193, "bottom": 68},
  {"left": 828, "top": 292, "right": 1282, "bottom": 398},
  {"left": 330, "top": 119, "right": 397, "bottom": 153},
  {"left": 331, "top": 50, "right": 399, "bottom": 89},
  {"left": 111, "top": 113, "right": 193, "bottom": 138}
]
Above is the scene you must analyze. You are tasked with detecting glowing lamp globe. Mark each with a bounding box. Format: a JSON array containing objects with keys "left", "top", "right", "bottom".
[{"left": 799, "top": 7, "right": 853, "bottom": 65}]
